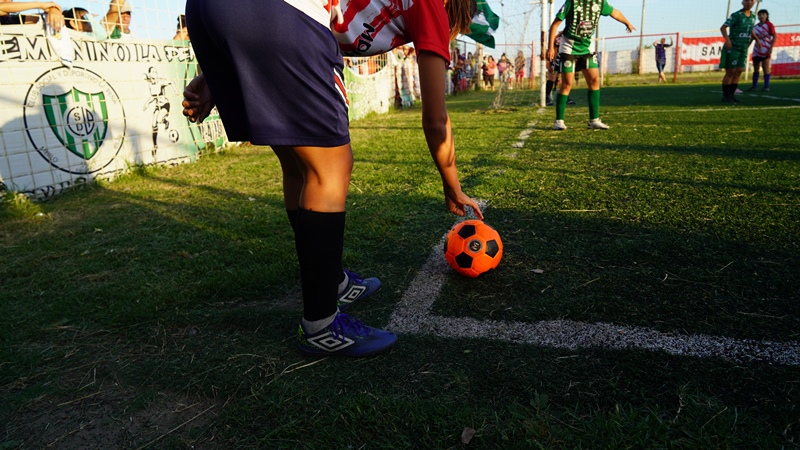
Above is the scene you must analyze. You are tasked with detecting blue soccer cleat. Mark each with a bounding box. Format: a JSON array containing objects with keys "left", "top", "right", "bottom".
[
  {"left": 337, "top": 270, "right": 381, "bottom": 311},
  {"left": 297, "top": 313, "right": 398, "bottom": 357}
]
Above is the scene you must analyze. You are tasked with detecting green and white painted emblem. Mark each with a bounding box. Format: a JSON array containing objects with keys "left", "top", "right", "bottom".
[
  {"left": 24, "top": 67, "right": 125, "bottom": 174},
  {"left": 43, "top": 88, "right": 109, "bottom": 160}
]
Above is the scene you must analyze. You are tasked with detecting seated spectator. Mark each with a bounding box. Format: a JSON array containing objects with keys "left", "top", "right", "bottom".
[
  {"left": 172, "top": 13, "right": 188, "bottom": 41},
  {"left": 0, "top": 1, "right": 62, "bottom": 30}
]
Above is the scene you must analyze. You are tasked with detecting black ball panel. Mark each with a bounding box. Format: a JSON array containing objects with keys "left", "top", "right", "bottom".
[
  {"left": 457, "top": 224, "right": 477, "bottom": 239},
  {"left": 485, "top": 240, "right": 499, "bottom": 258},
  {"left": 455, "top": 252, "right": 473, "bottom": 269}
]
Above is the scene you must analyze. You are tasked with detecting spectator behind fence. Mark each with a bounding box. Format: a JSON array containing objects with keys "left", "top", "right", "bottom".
[
  {"left": 497, "top": 53, "right": 510, "bottom": 88},
  {"left": 109, "top": 0, "right": 132, "bottom": 39},
  {"left": 173, "top": 13, "right": 188, "bottom": 41},
  {"left": 63, "top": 0, "right": 127, "bottom": 40},
  {"left": 653, "top": 37, "right": 673, "bottom": 83},
  {"left": 63, "top": 7, "right": 111, "bottom": 40},
  {"left": 514, "top": 50, "right": 525, "bottom": 89},
  {"left": 0, "top": 1, "right": 62, "bottom": 30},
  {"left": 465, "top": 52, "right": 475, "bottom": 90},
  {"left": 482, "top": 55, "right": 496, "bottom": 91}
]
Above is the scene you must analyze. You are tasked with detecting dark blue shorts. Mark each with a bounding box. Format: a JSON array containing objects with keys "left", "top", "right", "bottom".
[{"left": 186, "top": 0, "right": 350, "bottom": 147}]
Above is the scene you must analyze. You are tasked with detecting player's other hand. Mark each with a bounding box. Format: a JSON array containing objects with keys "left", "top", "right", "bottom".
[
  {"left": 182, "top": 74, "right": 215, "bottom": 124},
  {"left": 546, "top": 46, "right": 555, "bottom": 62},
  {"left": 625, "top": 24, "right": 636, "bottom": 33}
]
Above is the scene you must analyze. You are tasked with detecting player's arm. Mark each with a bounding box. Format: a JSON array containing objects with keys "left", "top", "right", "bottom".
[
  {"left": 665, "top": 37, "right": 673, "bottom": 47},
  {"left": 720, "top": 23, "right": 732, "bottom": 49},
  {"left": 768, "top": 24, "right": 776, "bottom": 55},
  {"left": 416, "top": 50, "right": 483, "bottom": 220},
  {"left": 547, "top": 18, "right": 563, "bottom": 62},
  {"left": 182, "top": 73, "right": 215, "bottom": 124},
  {"left": 750, "top": 30, "right": 761, "bottom": 48},
  {"left": 609, "top": 9, "right": 635, "bottom": 33}
]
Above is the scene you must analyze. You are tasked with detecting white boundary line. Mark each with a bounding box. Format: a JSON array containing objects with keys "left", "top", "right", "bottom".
[
  {"left": 606, "top": 104, "right": 800, "bottom": 115},
  {"left": 387, "top": 238, "right": 800, "bottom": 366},
  {"left": 386, "top": 103, "right": 800, "bottom": 365}
]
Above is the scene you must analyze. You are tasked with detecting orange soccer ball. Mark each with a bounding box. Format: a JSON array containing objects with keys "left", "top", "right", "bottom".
[{"left": 444, "top": 220, "right": 503, "bottom": 278}]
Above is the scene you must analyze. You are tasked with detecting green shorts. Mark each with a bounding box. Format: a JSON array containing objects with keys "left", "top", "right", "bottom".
[
  {"left": 720, "top": 48, "right": 747, "bottom": 70},
  {"left": 559, "top": 53, "right": 599, "bottom": 73}
]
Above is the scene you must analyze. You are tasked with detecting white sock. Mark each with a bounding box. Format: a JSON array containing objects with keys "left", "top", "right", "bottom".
[
  {"left": 302, "top": 310, "right": 338, "bottom": 335},
  {"left": 337, "top": 271, "right": 349, "bottom": 294}
]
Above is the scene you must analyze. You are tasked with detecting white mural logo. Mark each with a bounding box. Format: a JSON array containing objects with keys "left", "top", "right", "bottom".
[{"left": 23, "top": 67, "right": 125, "bottom": 174}]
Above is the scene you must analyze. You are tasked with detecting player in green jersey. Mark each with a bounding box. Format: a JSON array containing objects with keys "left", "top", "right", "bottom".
[
  {"left": 720, "top": 0, "right": 757, "bottom": 103},
  {"left": 546, "top": 0, "right": 634, "bottom": 130}
]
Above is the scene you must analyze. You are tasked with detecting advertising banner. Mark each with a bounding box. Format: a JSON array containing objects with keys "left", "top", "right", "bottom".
[{"left": 680, "top": 33, "right": 800, "bottom": 75}]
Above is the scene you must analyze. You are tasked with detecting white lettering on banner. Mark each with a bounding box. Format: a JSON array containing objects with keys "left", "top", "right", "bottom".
[{"left": 0, "top": 34, "right": 195, "bottom": 64}]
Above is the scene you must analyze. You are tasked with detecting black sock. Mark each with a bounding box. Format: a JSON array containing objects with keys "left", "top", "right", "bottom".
[
  {"left": 731, "top": 83, "right": 738, "bottom": 95},
  {"left": 294, "top": 208, "right": 344, "bottom": 321},
  {"left": 545, "top": 80, "right": 554, "bottom": 99},
  {"left": 722, "top": 83, "right": 730, "bottom": 96}
]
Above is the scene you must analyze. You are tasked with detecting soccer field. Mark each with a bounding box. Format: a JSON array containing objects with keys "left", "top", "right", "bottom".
[{"left": 2, "top": 80, "right": 799, "bottom": 448}]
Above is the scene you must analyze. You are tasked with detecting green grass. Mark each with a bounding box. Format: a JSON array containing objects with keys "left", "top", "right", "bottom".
[{"left": 1, "top": 80, "right": 799, "bottom": 449}]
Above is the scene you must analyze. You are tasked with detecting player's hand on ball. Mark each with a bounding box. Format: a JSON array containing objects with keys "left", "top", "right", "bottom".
[
  {"left": 182, "top": 74, "right": 215, "bottom": 123},
  {"left": 445, "top": 188, "right": 484, "bottom": 220}
]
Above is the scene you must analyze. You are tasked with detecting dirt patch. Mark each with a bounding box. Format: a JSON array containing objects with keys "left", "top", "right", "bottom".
[{"left": 5, "top": 385, "right": 223, "bottom": 449}]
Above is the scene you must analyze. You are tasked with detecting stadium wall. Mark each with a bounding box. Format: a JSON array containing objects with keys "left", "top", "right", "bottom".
[{"left": 0, "top": 24, "right": 226, "bottom": 200}]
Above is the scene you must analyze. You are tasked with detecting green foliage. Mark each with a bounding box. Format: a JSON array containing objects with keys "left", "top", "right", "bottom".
[{"left": 1, "top": 81, "right": 799, "bottom": 448}]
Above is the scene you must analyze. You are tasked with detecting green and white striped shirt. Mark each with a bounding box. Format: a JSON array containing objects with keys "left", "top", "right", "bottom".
[{"left": 556, "top": 0, "right": 614, "bottom": 55}]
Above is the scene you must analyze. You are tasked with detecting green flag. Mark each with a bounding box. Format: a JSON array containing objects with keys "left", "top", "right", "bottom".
[{"left": 466, "top": 2, "right": 500, "bottom": 48}]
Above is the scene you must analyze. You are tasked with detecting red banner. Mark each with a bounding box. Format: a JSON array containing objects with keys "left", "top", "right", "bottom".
[
  {"left": 681, "top": 36, "right": 724, "bottom": 65},
  {"left": 680, "top": 33, "right": 800, "bottom": 75}
]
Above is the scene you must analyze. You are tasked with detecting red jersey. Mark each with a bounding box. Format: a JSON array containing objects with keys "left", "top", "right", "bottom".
[
  {"left": 751, "top": 20, "right": 776, "bottom": 58},
  {"left": 332, "top": 0, "right": 451, "bottom": 63}
]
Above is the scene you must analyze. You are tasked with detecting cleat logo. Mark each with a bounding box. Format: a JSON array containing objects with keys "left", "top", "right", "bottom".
[
  {"left": 307, "top": 331, "right": 355, "bottom": 352},
  {"left": 340, "top": 285, "right": 367, "bottom": 302}
]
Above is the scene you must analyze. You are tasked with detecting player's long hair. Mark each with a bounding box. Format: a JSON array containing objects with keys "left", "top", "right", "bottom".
[{"left": 444, "top": 0, "right": 477, "bottom": 41}]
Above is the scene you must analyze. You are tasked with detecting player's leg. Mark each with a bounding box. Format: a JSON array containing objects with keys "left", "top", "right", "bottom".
[
  {"left": 273, "top": 144, "right": 381, "bottom": 312},
  {"left": 187, "top": 0, "right": 394, "bottom": 356},
  {"left": 583, "top": 66, "right": 607, "bottom": 129},
  {"left": 748, "top": 59, "right": 761, "bottom": 90},
  {"left": 553, "top": 55, "right": 574, "bottom": 130},
  {"left": 762, "top": 57, "right": 772, "bottom": 91},
  {"left": 720, "top": 50, "right": 734, "bottom": 101},
  {"left": 545, "top": 69, "right": 556, "bottom": 105},
  {"left": 288, "top": 144, "right": 397, "bottom": 356},
  {"left": 730, "top": 66, "right": 745, "bottom": 101}
]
